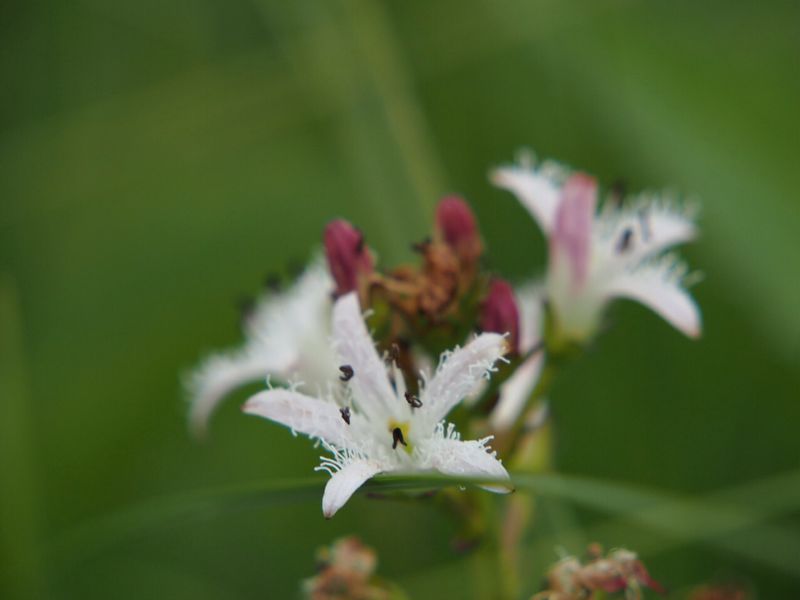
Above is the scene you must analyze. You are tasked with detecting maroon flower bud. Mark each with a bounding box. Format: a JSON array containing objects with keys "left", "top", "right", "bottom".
[
  {"left": 435, "top": 196, "right": 483, "bottom": 267},
  {"left": 480, "top": 279, "right": 520, "bottom": 354},
  {"left": 324, "top": 219, "right": 374, "bottom": 297}
]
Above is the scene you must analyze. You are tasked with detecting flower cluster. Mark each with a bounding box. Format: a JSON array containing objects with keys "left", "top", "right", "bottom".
[
  {"left": 532, "top": 545, "right": 664, "bottom": 600},
  {"left": 302, "top": 536, "right": 403, "bottom": 600},
  {"left": 187, "top": 150, "right": 701, "bottom": 519}
]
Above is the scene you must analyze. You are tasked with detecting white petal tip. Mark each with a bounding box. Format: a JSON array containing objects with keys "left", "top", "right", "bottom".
[
  {"left": 676, "top": 309, "right": 702, "bottom": 340},
  {"left": 685, "top": 325, "right": 702, "bottom": 339},
  {"left": 320, "top": 460, "right": 382, "bottom": 520},
  {"left": 240, "top": 390, "right": 270, "bottom": 415},
  {"left": 481, "top": 483, "right": 514, "bottom": 494}
]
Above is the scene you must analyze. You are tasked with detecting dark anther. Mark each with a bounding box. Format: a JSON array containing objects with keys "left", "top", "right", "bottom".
[
  {"left": 264, "top": 273, "right": 282, "bottom": 292},
  {"left": 616, "top": 227, "right": 634, "bottom": 254},
  {"left": 411, "top": 237, "right": 431, "bottom": 253},
  {"left": 355, "top": 230, "right": 365, "bottom": 254},
  {"left": 339, "top": 406, "right": 351, "bottom": 425},
  {"left": 339, "top": 365, "right": 354, "bottom": 382},
  {"left": 404, "top": 391, "right": 422, "bottom": 408},
  {"left": 392, "top": 427, "right": 407, "bottom": 449}
]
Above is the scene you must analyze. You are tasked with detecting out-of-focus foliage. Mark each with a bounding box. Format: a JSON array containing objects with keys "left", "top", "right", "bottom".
[{"left": 1, "top": 1, "right": 798, "bottom": 598}]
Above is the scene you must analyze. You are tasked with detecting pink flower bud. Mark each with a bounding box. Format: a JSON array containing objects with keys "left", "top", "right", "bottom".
[
  {"left": 435, "top": 196, "right": 483, "bottom": 266},
  {"left": 551, "top": 173, "right": 597, "bottom": 289},
  {"left": 324, "top": 219, "right": 374, "bottom": 296},
  {"left": 480, "top": 279, "right": 520, "bottom": 354}
]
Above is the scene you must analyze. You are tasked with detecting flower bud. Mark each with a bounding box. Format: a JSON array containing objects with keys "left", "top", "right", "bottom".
[
  {"left": 480, "top": 279, "right": 520, "bottom": 354},
  {"left": 324, "top": 219, "right": 374, "bottom": 297},
  {"left": 435, "top": 196, "right": 483, "bottom": 268},
  {"left": 303, "top": 537, "right": 402, "bottom": 600},
  {"left": 551, "top": 173, "right": 596, "bottom": 289}
]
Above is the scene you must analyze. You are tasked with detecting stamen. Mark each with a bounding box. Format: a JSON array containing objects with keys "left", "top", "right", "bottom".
[
  {"left": 339, "top": 406, "right": 351, "bottom": 425},
  {"left": 404, "top": 391, "right": 422, "bottom": 408},
  {"left": 339, "top": 365, "right": 354, "bottom": 382},
  {"left": 616, "top": 227, "right": 634, "bottom": 254},
  {"left": 392, "top": 427, "right": 407, "bottom": 449},
  {"left": 355, "top": 229, "right": 365, "bottom": 254}
]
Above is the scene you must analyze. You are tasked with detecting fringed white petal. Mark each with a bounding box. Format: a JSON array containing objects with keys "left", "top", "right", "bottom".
[
  {"left": 488, "top": 282, "right": 545, "bottom": 431},
  {"left": 331, "top": 293, "right": 396, "bottom": 421},
  {"left": 242, "top": 258, "right": 333, "bottom": 363},
  {"left": 490, "top": 351, "right": 545, "bottom": 432},
  {"left": 417, "top": 424, "right": 511, "bottom": 493},
  {"left": 598, "top": 196, "right": 697, "bottom": 265},
  {"left": 320, "top": 458, "right": 384, "bottom": 518},
  {"left": 243, "top": 389, "right": 355, "bottom": 448},
  {"left": 604, "top": 258, "right": 702, "bottom": 338},
  {"left": 423, "top": 333, "right": 508, "bottom": 424},
  {"left": 186, "top": 258, "right": 336, "bottom": 437},
  {"left": 490, "top": 163, "right": 565, "bottom": 234},
  {"left": 187, "top": 349, "right": 293, "bottom": 438},
  {"left": 629, "top": 196, "right": 697, "bottom": 260},
  {"left": 515, "top": 281, "right": 545, "bottom": 354}
]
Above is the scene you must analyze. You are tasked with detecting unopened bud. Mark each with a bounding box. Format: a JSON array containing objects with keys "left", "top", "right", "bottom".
[
  {"left": 435, "top": 196, "right": 483, "bottom": 267},
  {"left": 551, "top": 173, "right": 596, "bottom": 289},
  {"left": 324, "top": 219, "right": 374, "bottom": 297},
  {"left": 480, "top": 279, "right": 520, "bottom": 354}
]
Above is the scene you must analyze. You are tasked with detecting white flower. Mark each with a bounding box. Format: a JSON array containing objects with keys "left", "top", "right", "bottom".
[
  {"left": 492, "top": 155, "right": 701, "bottom": 343},
  {"left": 490, "top": 282, "right": 546, "bottom": 431},
  {"left": 187, "top": 259, "right": 338, "bottom": 437},
  {"left": 243, "top": 292, "right": 512, "bottom": 518}
]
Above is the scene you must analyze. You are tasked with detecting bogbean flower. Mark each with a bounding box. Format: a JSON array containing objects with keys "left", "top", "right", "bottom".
[
  {"left": 492, "top": 155, "right": 701, "bottom": 345},
  {"left": 243, "top": 292, "right": 512, "bottom": 518},
  {"left": 187, "top": 259, "right": 338, "bottom": 437}
]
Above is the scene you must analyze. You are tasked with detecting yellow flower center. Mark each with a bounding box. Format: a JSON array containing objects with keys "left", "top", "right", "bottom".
[{"left": 388, "top": 420, "right": 412, "bottom": 454}]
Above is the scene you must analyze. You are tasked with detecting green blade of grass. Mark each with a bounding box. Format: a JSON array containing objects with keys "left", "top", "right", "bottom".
[{"left": 46, "top": 467, "right": 800, "bottom": 579}]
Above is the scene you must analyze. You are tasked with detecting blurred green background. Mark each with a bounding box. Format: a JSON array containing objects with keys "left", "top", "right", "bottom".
[{"left": 2, "top": 1, "right": 799, "bottom": 598}]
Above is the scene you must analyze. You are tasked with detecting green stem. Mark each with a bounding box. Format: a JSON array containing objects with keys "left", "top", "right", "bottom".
[
  {"left": 495, "top": 359, "right": 558, "bottom": 461},
  {"left": 494, "top": 357, "right": 563, "bottom": 599}
]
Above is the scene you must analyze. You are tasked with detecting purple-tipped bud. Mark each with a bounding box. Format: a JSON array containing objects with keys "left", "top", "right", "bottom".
[
  {"left": 324, "top": 219, "right": 374, "bottom": 296},
  {"left": 435, "top": 196, "right": 483, "bottom": 266},
  {"left": 551, "top": 173, "right": 597, "bottom": 289},
  {"left": 480, "top": 279, "right": 520, "bottom": 354}
]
